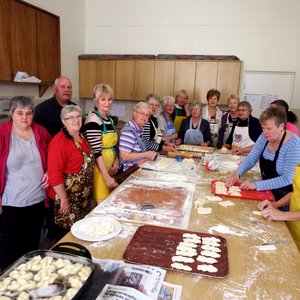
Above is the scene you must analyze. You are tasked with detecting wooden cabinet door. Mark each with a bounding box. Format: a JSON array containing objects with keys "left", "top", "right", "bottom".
[
  {"left": 37, "top": 10, "right": 60, "bottom": 84},
  {"left": 154, "top": 60, "right": 175, "bottom": 97},
  {"left": 98, "top": 60, "right": 116, "bottom": 93},
  {"left": 116, "top": 60, "right": 135, "bottom": 100},
  {"left": 0, "top": 0, "right": 11, "bottom": 81},
  {"left": 79, "top": 60, "right": 98, "bottom": 98},
  {"left": 174, "top": 61, "right": 196, "bottom": 101},
  {"left": 135, "top": 60, "right": 154, "bottom": 100},
  {"left": 217, "top": 61, "right": 241, "bottom": 104},
  {"left": 9, "top": 0, "right": 38, "bottom": 78},
  {"left": 194, "top": 61, "right": 218, "bottom": 103}
]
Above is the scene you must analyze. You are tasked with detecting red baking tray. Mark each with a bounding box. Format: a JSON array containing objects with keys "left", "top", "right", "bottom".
[
  {"left": 212, "top": 180, "right": 275, "bottom": 201},
  {"left": 123, "top": 225, "right": 228, "bottom": 278}
]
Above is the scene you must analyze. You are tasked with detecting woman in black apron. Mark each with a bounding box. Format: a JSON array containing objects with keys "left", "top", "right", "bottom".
[{"left": 226, "top": 107, "right": 300, "bottom": 210}]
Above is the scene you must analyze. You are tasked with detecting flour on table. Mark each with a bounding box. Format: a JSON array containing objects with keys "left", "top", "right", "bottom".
[
  {"left": 196, "top": 255, "right": 218, "bottom": 264},
  {"left": 219, "top": 200, "right": 235, "bottom": 207},
  {"left": 171, "top": 262, "right": 192, "bottom": 271},
  {"left": 197, "top": 207, "right": 212, "bottom": 214},
  {"left": 171, "top": 256, "right": 195, "bottom": 263},
  {"left": 197, "top": 264, "right": 218, "bottom": 273}
]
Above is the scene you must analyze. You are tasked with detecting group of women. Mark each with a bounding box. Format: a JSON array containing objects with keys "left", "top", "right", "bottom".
[{"left": 1, "top": 84, "right": 300, "bottom": 271}]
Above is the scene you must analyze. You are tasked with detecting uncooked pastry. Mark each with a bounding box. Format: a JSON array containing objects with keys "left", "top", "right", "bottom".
[
  {"left": 257, "top": 245, "right": 277, "bottom": 251},
  {"left": 201, "top": 244, "right": 221, "bottom": 252},
  {"left": 171, "top": 262, "right": 192, "bottom": 271},
  {"left": 171, "top": 256, "right": 195, "bottom": 263},
  {"left": 178, "top": 241, "right": 198, "bottom": 248},
  {"left": 200, "top": 250, "right": 221, "bottom": 258},
  {"left": 196, "top": 255, "right": 218, "bottom": 264},
  {"left": 219, "top": 200, "right": 235, "bottom": 207},
  {"left": 197, "top": 264, "right": 218, "bottom": 273},
  {"left": 252, "top": 210, "right": 262, "bottom": 216},
  {"left": 183, "top": 233, "right": 201, "bottom": 240},
  {"left": 197, "top": 207, "right": 212, "bottom": 214}
]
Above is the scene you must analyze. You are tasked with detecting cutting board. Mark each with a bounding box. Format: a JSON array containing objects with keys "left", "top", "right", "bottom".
[{"left": 212, "top": 180, "right": 275, "bottom": 201}]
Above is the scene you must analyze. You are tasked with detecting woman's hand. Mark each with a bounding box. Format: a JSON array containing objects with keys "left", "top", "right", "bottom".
[
  {"left": 104, "top": 175, "right": 118, "bottom": 188},
  {"left": 59, "top": 198, "right": 70, "bottom": 215},
  {"left": 226, "top": 172, "right": 240, "bottom": 188},
  {"left": 145, "top": 151, "right": 158, "bottom": 161},
  {"left": 257, "top": 200, "right": 274, "bottom": 211},
  {"left": 201, "top": 142, "right": 208, "bottom": 147},
  {"left": 41, "top": 172, "right": 49, "bottom": 189},
  {"left": 163, "top": 143, "right": 176, "bottom": 152},
  {"left": 108, "top": 158, "right": 120, "bottom": 176},
  {"left": 232, "top": 147, "right": 243, "bottom": 155},
  {"left": 240, "top": 181, "right": 256, "bottom": 190},
  {"left": 261, "top": 206, "right": 286, "bottom": 221},
  {"left": 175, "top": 139, "right": 181, "bottom": 146}
]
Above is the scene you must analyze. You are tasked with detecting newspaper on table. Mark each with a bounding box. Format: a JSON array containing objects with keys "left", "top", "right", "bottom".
[{"left": 94, "top": 258, "right": 182, "bottom": 300}]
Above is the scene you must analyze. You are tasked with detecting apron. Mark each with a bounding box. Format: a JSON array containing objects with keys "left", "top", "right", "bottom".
[
  {"left": 162, "top": 112, "right": 176, "bottom": 142},
  {"left": 93, "top": 112, "right": 118, "bottom": 202},
  {"left": 259, "top": 131, "right": 292, "bottom": 211},
  {"left": 224, "top": 114, "right": 237, "bottom": 145},
  {"left": 150, "top": 118, "right": 162, "bottom": 144},
  {"left": 287, "top": 164, "right": 300, "bottom": 250},
  {"left": 184, "top": 118, "right": 204, "bottom": 145},
  {"left": 232, "top": 120, "right": 254, "bottom": 148},
  {"left": 54, "top": 135, "right": 95, "bottom": 229}
]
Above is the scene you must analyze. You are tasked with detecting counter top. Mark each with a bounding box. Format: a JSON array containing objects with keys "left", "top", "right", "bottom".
[{"left": 59, "top": 153, "right": 300, "bottom": 299}]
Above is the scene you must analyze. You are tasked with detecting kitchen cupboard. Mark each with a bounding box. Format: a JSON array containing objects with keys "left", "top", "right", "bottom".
[
  {"left": 154, "top": 60, "right": 175, "bottom": 97},
  {"left": 0, "top": 0, "right": 11, "bottom": 81},
  {"left": 0, "top": 0, "right": 60, "bottom": 96},
  {"left": 79, "top": 56, "right": 242, "bottom": 104},
  {"left": 115, "top": 60, "right": 154, "bottom": 100},
  {"left": 79, "top": 60, "right": 116, "bottom": 98},
  {"left": 174, "top": 61, "right": 196, "bottom": 101}
]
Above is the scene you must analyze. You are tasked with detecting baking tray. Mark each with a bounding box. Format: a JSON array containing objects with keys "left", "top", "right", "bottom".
[
  {"left": 177, "top": 144, "right": 215, "bottom": 153},
  {"left": 0, "top": 248, "right": 95, "bottom": 299},
  {"left": 212, "top": 180, "right": 275, "bottom": 201},
  {"left": 123, "top": 225, "right": 228, "bottom": 278}
]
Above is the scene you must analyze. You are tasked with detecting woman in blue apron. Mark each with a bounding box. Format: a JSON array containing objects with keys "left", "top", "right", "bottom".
[
  {"left": 178, "top": 100, "right": 211, "bottom": 146},
  {"left": 226, "top": 107, "right": 300, "bottom": 206},
  {"left": 157, "top": 96, "right": 181, "bottom": 145}
]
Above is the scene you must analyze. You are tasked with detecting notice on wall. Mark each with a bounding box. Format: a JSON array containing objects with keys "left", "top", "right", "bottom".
[{"left": 243, "top": 93, "right": 278, "bottom": 118}]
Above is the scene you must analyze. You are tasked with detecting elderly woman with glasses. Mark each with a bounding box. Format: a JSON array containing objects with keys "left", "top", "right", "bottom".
[
  {"left": 47, "top": 105, "right": 95, "bottom": 241},
  {"left": 119, "top": 102, "right": 157, "bottom": 171},
  {"left": 227, "top": 107, "right": 300, "bottom": 211},
  {"left": 224, "top": 101, "right": 262, "bottom": 155},
  {"left": 0, "top": 96, "right": 51, "bottom": 271},
  {"left": 157, "top": 96, "right": 181, "bottom": 145}
]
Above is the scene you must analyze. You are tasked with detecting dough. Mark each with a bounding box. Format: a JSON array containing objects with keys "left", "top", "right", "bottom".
[
  {"left": 220, "top": 147, "right": 229, "bottom": 154},
  {"left": 81, "top": 219, "right": 114, "bottom": 236},
  {"left": 171, "top": 256, "right": 195, "bottom": 263},
  {"left": 176, "top": 250, "right": 197, "bottom": 257},
  {"left": 252, "top": 210, "right": 262, "bottom": 216},
  {"left": 197, "top": 207, "right": 212, "bottom": 214},
  {"left": 183, "top": 233, "right": 201, "bottom": 240},
  {"left": 183, "top": 238, "right": 201, "bottom": 244},
  {"left": 206, "top": 196, "right": 222, "bottom": 202},
  {"left": 201, "top": 244, "right": 221, "bottom": 252},
  {"left": 219, "top": 200, "right": 235, "bottom": 207},
  {"left": 197, "top": 264, "right": 218, "bottom": 273},
  {"left": 178, "top": 241, "right": 198, "bottom": 248},
  {"left": 196, "top": 255, "right": 218, "bottom": 264},
  {"left": 171, "top": 262, "right": 192, "bottom": 271},
  {"left": 257, "top": 245, "right": 277, "bottom": 251},
  {"left": 200, "top": 250, "right": 221, "bottom": 258}
]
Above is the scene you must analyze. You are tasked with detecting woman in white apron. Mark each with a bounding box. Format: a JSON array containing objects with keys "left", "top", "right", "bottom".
[
  {"left": 84, "top": 84, "right": 119, "bottom": 202},
  {"left": 157, "top": 96, "right": 181, "bottom": 145},
  {"left": 202, "top": 89, "right": 223, "bottom": 147},
  {"left": 224, "top": 101, "right": 262, "bottom": 155},
  {"left": 178, "top": 100, "right": 211, "bottom": 146}
]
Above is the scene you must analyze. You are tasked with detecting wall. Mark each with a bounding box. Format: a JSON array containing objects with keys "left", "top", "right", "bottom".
[{"left": 85, "top": 0, "right": 300, "bottom": 113}]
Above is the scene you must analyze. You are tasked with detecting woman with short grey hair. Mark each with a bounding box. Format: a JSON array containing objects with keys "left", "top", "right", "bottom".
[
  {"left": 47, "top": 104, "right": 95, "bottom": 241},
  {"left": 157, "top": 96, "right": 181, "bottom": 145},
  {"left": 0, "top": 96, "right": 52, "bottom": 271}
]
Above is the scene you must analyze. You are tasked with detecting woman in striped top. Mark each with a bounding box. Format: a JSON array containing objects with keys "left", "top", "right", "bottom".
[
  {"left": 226, "top": 107, "right": 300, "bottom": 211},
  {"left": 143, "top": 93, "right": 176, "bottom": 152},
  {"left": 83, "top": 84, "right": 119, "bottom": 202}
]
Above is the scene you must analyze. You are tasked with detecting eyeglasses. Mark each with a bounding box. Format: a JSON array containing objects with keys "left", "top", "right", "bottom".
[
  {"left": 136, "top": 111, "right": 149, "bottom": 118},
  {"left": 64, "top": 115, "right": 82, "bottom": 121},
  {"left": 238, "top": 108, "right": 248, "bottom": 112}
]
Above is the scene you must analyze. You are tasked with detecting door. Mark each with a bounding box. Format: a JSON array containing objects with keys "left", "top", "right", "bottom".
[
  {"left": 194, "top": 61, "right": 218, "bottom": 103},
  {"left": 217, "top": 61, "right": 241, "bottom": 104},
  {"left": 174, "top": 61, "right": 196, "bottom": 101},
  {"left": 154, "top": 60, "right": 175, "bottom": 97},
  {"left": 135, "top": 60, "right": 154, "bottom": 100},
  {"left": 79, "top": 60, "right": 98, "bottom": 98},
  {"left": 98, "top": 60, "right": 116, "bottom": 94},
  {"left": 116, "top": 60, "right": 135, "bottom": 100}
]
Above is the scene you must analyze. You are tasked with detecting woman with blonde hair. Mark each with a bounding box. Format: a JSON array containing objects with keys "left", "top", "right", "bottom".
[{"left": 83, "top": 84, "right": 119, "bottom": 202}]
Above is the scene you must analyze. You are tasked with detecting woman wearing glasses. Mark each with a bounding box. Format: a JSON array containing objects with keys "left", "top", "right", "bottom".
[
  {"left": 83, "top": 84, "right": 119, "bottom": 203},
  {"left": 0, "top": 96, "right": 51, "bottom": 271},
  {"left": 47, "top": 105, "right": 95, "bottom": 241},
  {"left": 119, "top": 102, "right": 157, "bottom": 171},
  {"left": 223, "top": 101, "right": 262, "bottom": 155}
]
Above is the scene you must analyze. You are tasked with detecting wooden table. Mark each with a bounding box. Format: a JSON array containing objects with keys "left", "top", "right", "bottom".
[{"left": 60, "top": 154, "right": 300, "bottom": 299}]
